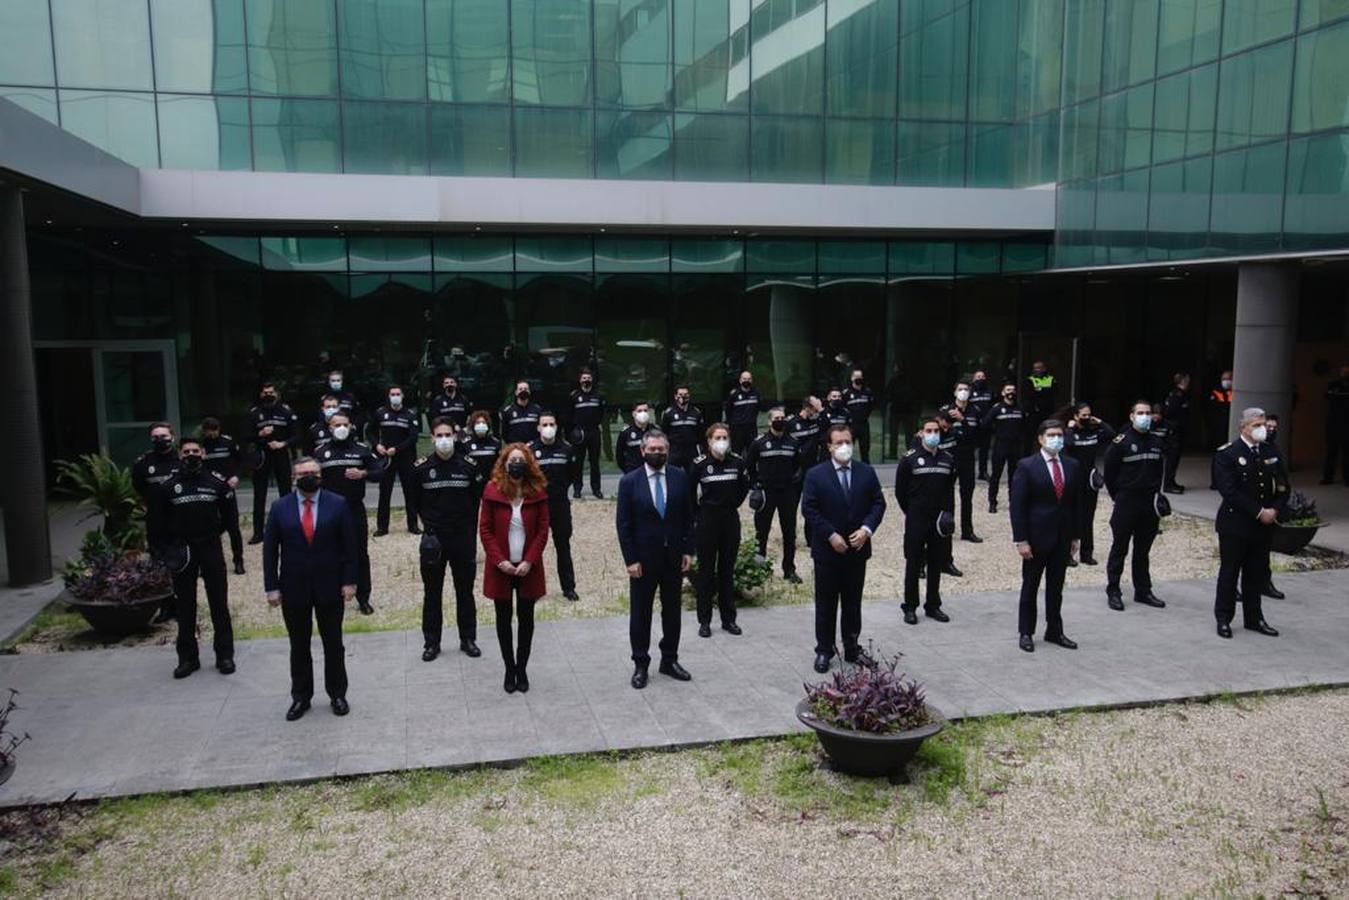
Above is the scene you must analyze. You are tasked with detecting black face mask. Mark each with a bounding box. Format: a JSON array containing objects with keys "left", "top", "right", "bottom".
[
  {"left": 830, "top": 400, "right": 843, "bottom": 409},
  {"left": 1266, "top": 429, "right": 1278, "bottom": 443},
  {"left": 261, "top": 394, "right": 277, "bottom": 405},
  {"left": 643, "top": 452, "right": 667, "bottom": 470},
  {"left": 444, "top": 385, "right": 456, "bottom": 395},
  {"left": 1004, "top": 395, "right": 1016, "bottom": 404},
  {"left": 770, "top": 420, "right": 785, "bottom": 432},
  {"left": 182, "top": 456, "right": 202, "bottom": 473},
  {"left": 296, "top": 473, "right": 320, "bottom": 493},
  {"left": 581, "top": 380, "right": 593, "bottom": 389},
  {"left": 852, "top": 379, "right": 863, "bottom": 388},
  {"left": 507, "top": 461, "right": 527, "bottom": 479},
  {"left": 740, "top": 381, "right": 752, "bottom": 390},
  {"left": 152, "top": 436, "right": 174, "bottom": 452},
  {"left": 517, "top": 391, "right": 530, "bottom": 403}
]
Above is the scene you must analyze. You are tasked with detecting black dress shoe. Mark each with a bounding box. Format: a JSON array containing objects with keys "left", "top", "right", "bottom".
[
  {"left": 1080, "top": 556, "right": 1098, "bottom": 566},
  {"left": 422, "top": 646, "right": 440, "bottom": 662},
  {"left": 813, "top": 653, "right": 831, "bottom": 673},
  {"left": 460, "top": 639, "right": 481, "bottom": 658},
  {"left": 1045, "top": 634, "right": 1078, "bottom": 650},
  {"left": 408, "top": 525, "right": 423, "bottom": 535},
  {"left": 902, "top": 608, "right": 918, "bottom": 625},
  {"left": 698, "top": 623, "right": 712, "bottom": 638},
  {"left": 988, "top": 502, "right": 998, "bottom": 514},
  {"left": 504, "top": 667, "right": 517, "bottom": 693},
  {"left": 173, "top": 659, "right": 200, "bottom": 679},
  {"left": 784, "top": 571, "right": 803, "bottom": 584},
  {"left": 1245, "top": 620, "right": 1279, "bottom": 637},
  {"left": 1261, "top": 582, "right": 1285, "bottom": 600},
  {"left": 659, "top": 660, "right": 692, "bottom": 681},
  {"left": 961, "top": 533, "right": 983, "bottom": 544},
  {"left": 925, "top": 608, "right": 950, "bottom": 623},
  {"left": 1217, "top": 622, "right": 1233, "bottom": 639},
  {"left": 515, "top": 668, "right": 530, "bottom": 692},
  {"left": 563, "top": 589, "right": 580, "bottom": 601},
  {"left": 286, "top": 700, "right": 310, "bottom": 721},
  {"left": 943, "top": 563, "right": 963, "bottom": 577},
  {"left": 233, "top": 560, "right": 246, "bottom": 575},
  {"left": 1106, "top": 589, "right": 1125, "bottom": 611},
  {"left": 721, "top": 622, "right": 742, "bottom": 635},
  {"left": 1066, "top": 557, "right": 1079, "bottom": 568},
  {"left": 572, "top": 489, "right": 583, "bottom": 499},
  {"left": 592, "top": 490, "right": 604, "bottom": 500},
  {"left": 1162, "top": 485, "right": 1184, "bottom": 495},
  {"left": 248, "top": 534, "right": 263, "bottom": 545},
  {"left": 1019, "top": 634, "right": 1034, "bottom": 653},
  {"left": 843, "top": 647, "right": 874, "bottom": 667},
  {"left": 152, "top": 607, "right": 177, "bottom": 625},
  {"left": 372, "top": 529, "right": 389, "bottom": 537},
  {"left": 631, "top": 666, "right": 649, "bottom": 689},
  {"left": 331, "top": 697, "right": 350, "bottom": 716},
  {"left": 216, "top": 658, "right": 236, "bottom": 675},
  {"left": 1134, "top": 592, "right": 1166, "bottom": 608},
  {"left": 358, "top": 600, "right": 374, "bottom": 615}
]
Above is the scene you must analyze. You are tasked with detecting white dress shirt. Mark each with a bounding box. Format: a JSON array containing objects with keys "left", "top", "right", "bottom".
[
  {"left": 644, "top": 463, "right": 666, "bottom": 507},
  {"left": 508, "top": 498, "right": 525, "bottom": 563}
]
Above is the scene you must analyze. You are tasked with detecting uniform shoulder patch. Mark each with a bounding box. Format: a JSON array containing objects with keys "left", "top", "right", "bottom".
[
  {"left": 1112, "top": 433, "right": 1126, "bottom": 443},
  {"left": 415, "top": 456, "right": 428, "bottom": 466},
  {"left": 903, "top": 448, "right": 916, "bottom": 457},
  {"left": 1217, "top": 442, "right": 1232, "bottom": 451},
  {"left": 693, "top": 454, "right": 707, "bottom": 465}
]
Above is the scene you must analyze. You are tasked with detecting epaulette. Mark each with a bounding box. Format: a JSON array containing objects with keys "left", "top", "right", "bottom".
[
  {"left": 903, "top": 448, "right": 917, "bottom": 457},
  {"left": 1113, "top": 433, "right": 1126, "bottom": 443},
  {"left": 693, "top": 453, "right": 708, "bottom": 465},
  {"left": 221, "top": 433, "right": 234, "bottom": 441},
  {"left": 415, "top": 456, "right": 428, "bottom": 466},
  {"left": 1217, "top": 441, "right": 1231, "bottom": 451},
  {"left": 208, "top": 470, "right": 228, "bottom": 483}
]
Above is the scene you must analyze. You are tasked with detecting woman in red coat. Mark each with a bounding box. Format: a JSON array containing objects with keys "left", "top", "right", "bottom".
[{"left": 478, "top": 443, "right": 551, "bottom": 693}]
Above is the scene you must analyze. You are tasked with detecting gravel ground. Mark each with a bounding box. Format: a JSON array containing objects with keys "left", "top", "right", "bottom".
[
  {"left": 15, "top": 487, "right": 1340, "bottom": 653},
  {"left": 3, "top": 689, "right": 1346, "bottom": 898}
]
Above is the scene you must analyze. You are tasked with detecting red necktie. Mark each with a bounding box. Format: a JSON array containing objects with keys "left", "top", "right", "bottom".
[
  {"left": 302, "top": 498, "right": 315, "bottom": 545},
  {"left": 1050, "top": 457, "right": 1064, "bottom": 501}
]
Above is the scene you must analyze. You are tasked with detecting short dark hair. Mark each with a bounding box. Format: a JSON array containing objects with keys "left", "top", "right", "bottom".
[
  {"left": 920, "top": 417, "right": 942, "bottom": 429},
  {"left": 260, "top": 381, "right": 277, "bottom": 392},
  {"left": 320, "top": 393, "right": 339, "bottom": 404},
  {"left": 580, "top": 368, "right": 593, "bottom": 377},
  {"left": 1037, "top": 418, "right": 1064, "bottom": 436},
  {"left": 538, "top": 410, "right": 558, "bottom": 423},
  {"left": 200, "top": 416, "right": 221, "bottom": 431},
  {"left": 1265, "top": 412, "right": 1280, "bottom": 423},
  {"left": 826, "top": 423, "right": 852, "bottom": 442},
  {"left": 148, "top": 421, "right": 173, "bottom": 434},
  {"left": 632, "top": 400, "right": 649, "bottom": 410},
  {"left": 387, "top": 384, "right": 403, "bottom": 393},
  {"left": 1130, "top": 398, "right": 1152, "bottom": 414},
  {"left": 430, "top": 416, "right": 455, "bottom": 431},
  {"left": 178, "top": 435, "right": 203, "bottom": 450},
  {"left": 1174, "top": 371, "right": 1190, "bottom": 384}
]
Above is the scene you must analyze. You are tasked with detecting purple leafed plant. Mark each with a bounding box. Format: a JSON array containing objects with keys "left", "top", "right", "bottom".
[
  {"left": 62, "top": 530, "right": 171, "bottom": 605},
  {"left": 803, "top": 650, "right": 930, "bottom": 735}
]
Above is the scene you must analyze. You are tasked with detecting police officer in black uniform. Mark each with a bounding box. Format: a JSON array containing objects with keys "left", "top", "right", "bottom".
[
  {"left": 1161, "top": 372, "right": 1192, "bottom": 493},
  {"left": 788, "top": 396, "right": 824, "bottom": 467},
  {"left": 616, "top": 401, "right": 653, "bottom": 473},
  {"left": 1259, "top": 412, "right": 1289, "bottom": 601},
  {"left": 1213, "top": 407, "right": 1284, "bottom": 639},
  {"left": 661, "top": 385, "right": 705, "bottom": 471},
  {"left": 1322, "top": 363, "right": 1349, "bottom": 486},
  {"left": 371, "top": 385, "right": 421, "bottom": 536},
  {"left": 150, "top": 436, "right": 236, "bottom": 679},
  {"left": 969, "top": 370, "right": 994, "bottom": 480},
  {"left": 428, "top": 374, "right": 471, "bottom": 432},
  {"left": 745, "top": 407, "right": 804, "bottom": 584},
  {"left": 1102, "top": 401, "right": 1167, "bottom": 611},
  {"left": 318, "top": 411, "right": 384, "bottom": 615},
  {"left": 568, "top": 370, "right": 604, "bottom": 499},
  {"left": 692, "top": 423, "right": 749, "bottom": 637},
  {"left": 501, "top": 380, "right": 543, "bottom": 445},
  {"left": 324, "top": 369, "right": 362, "bottom": 433},
  {"left": 133, "top": 421, "right": 182, "bottom": 622},
  {"left": 938, "top": 380, "right": 983, "bottom": 543},
  {"left": 1063, "top": 401, "right": 1114, "bottom": 566},
  {"left": 308, "top": 395, "right": 340, "bottom": 454},
  {"left": 842, "top": 369, "right": 875, "bottom": 463},
  {"left": 461, "top": 410, "right": 503, "bottom": 505},
  {"left": 726, "top": 370, "right": 761, "bottom": 454},
  {"left": 981, "top": 384, "right": 1025, "bottom": 514},
  {"left": 200, "top": 416, "right": 246, "bottom": 575},
  {"left": 895, "top": 418, "right": 956, "bottom": 625},
  {"left": 929, "top": 413, "right": 965, "bottom": 578},
  {"left": 413, "top": 417, "right": 483, "bottom": 661},
  {"left": 530, "top": 412, "right": 580, "bottom": 601},
  {"left": 247, "top": 382, "right": 299, "bottom": 543},
  {"left": 822, "top": 388, "right": 852, "bottom": 437}
]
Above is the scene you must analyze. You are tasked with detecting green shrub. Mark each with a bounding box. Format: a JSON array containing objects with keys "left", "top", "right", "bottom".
[
  {"left": 688, "top": 540, "right": 772, "bottom": 599},
  {"left": 55, "top": 454, "right": 145, "bottom": 549}
]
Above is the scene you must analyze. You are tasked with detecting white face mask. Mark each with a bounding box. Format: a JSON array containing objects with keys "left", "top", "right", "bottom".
[
  {"left": 1221, "top": 379, "right": 1232, "bottom": 390},
  {"left": 331, "top": 424, "right": 351, "bottom": 441},
  {"left": 955, "top": 389, "right": 970, "bottom": 402},
  {"left": 434, "top": 435, "right": 455, "bottom": 455},
  {"left": 1250, "top": 425, "right": 1267, "bottom": 443},
  {"left": 389, "top": 395, "right": 403, "bottom": 408},
  {"left": 540, "top": 425, "right": 557, "bottom": 441},
  {"left": 473, "top": 422, "right": 489, "bottom": 437},
  {"left": 322, "top": 407, "right": 337, "bottom": 419},
  {"left": 329, "top": 379, "right": 342, "bottom": 390},
  {"left": 634, "top": 410, "right": 650, "bottom": 426},
  {"left": 832, "top": 443, "right": 854, "bottom": 464},
  {"left": 710, "top": 438, "right": 730, "bottom": 456}
]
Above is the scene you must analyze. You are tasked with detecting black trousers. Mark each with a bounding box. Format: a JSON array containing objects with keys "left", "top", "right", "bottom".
[
  {"left": 1326, "top": 427, "right": 1349, "bottom": 484},
  {"left": 421, "top": 528, "right": 477, "bottom": 648},
  {"left": 730, "top": 423, "right": 756, "bottom": 455},
  {"left": 976, "top": 430, "right": 992, "bottom": 477},
  {"left": 754, "top": 484, "right": 799, "bottom": 575},
  {"left": 251, "top": 450, "right": 291, "bottom": 534},
  {"left": 572, "top": 426, "right": 603, "bottom": 494},
  {"left": 988, "top": 444, "right": 1018, "bottom": 506},
  {"left": 343, "top": 501, "right": 372, "bottom": 603},
  {"left": 696, "top": 509, "right": 740, "bottom": 626},
  {"left": 955, "top": 454, "right": 977, "bottom": 536},
  {"left": 1018, "top": 540, "right": 1068, "bottom": 638},
  {"left": 1106, "top": 499, "right": 1159, "bottom": 596},
  {"left": 813, "top": 554, "right": 866, "bottom": 656},
  {"left": 172, "top": 538, "right": 233, "bottom": 665},
  {"left": 853, "top": 420, "right": 871, "bottom": 463},
  {"left": 377, "top": 452, "right": 419, "bottom": 532},
  {"left": 494, "top": 585, "right": 536, "bottom": 672},
  {"left": 282, "top": 590, "right": 347, "bottom": 702},
  {"left": 549, "top": 497, "right": 576, "bottom": 593},
  {"left": 902, "top": 516, "right": 948, "bottom": 611},
  {"left": 1078, "top": 483, "right": 1100, "bottom": 560},
  {"left": 221, "top": 491, "right": 244, "bottom": 564},
  {"left": 1215, "top": 531, "right": 1271, "bottom": 626},
  {"left": 629, "top": 552, "right": 684, "bottom": 666},
  {"left": 1163, "top": 427, "right": 1184, "bottom": 488}
]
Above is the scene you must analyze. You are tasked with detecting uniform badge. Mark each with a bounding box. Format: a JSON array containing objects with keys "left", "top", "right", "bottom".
[
  {"left": 324, "top": 450, "right": 331, "bottom": 458},
  {"left": 765, "top": 441, "right": 772, "bottom": 449},
  {"left": 430, "top": 469, "right": 436, "bottom": 478},
  {"left": 1131, "top": 444, "right": 1137, "bottom": 452},
  {"left": 148, "top": 465, "right": 155, "bottom": 474},
  {"left": 174, "top": 483, "right": 182, "bottom": 493},
  {"left": 707, "top": 464, "right": 713, "bottom": 474},
  {"left": 917, "top": 457, "right": 926, "bottom": 466},
  {"left": 1237, "top": 456, "right": 1247, "bottom": 466},
  {"left": 383, "top": 413, "right": 389, "bottom": 420}
]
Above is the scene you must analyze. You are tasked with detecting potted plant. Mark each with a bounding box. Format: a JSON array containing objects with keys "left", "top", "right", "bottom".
[
  {"left": 61, "top": 530, "right": 172, "bottom": 637},
  {"left": 796, "top": 650, "right": 944, "bottom": 779},
  {"left": 55, "top": 453, "right": 145, "bottom": 549},
  {"left": 1272, "top": 490, "right": 1329, "bottom": 555},
  {"left": 0, "top": 690, "right": 29, "bottom": 788}
]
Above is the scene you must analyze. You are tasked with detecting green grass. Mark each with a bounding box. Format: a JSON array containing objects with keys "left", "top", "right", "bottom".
[
  {"left": 519, "top": 753, "right": 626, "bottom": 809},
  {"left": 0, "top": 603, "right": 88, "bottom": 651}
]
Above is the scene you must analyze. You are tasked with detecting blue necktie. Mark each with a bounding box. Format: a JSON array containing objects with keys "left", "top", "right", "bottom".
[
  {"left": 653, "top": 471, "right": 666, "bottom": 518},
  {"left": 839, "top": 466, "right": 851, "bottom": 500}
]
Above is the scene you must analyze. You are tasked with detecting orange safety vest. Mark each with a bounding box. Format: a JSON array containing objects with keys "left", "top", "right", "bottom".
[{"left": 1210, "top": 388, "right": 1232, "bottom": 404}]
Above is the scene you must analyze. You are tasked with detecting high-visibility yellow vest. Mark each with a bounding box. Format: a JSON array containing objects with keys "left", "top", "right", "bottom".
[{"left": 1029, "top": 373, "right": 1054, "bottom": 391}]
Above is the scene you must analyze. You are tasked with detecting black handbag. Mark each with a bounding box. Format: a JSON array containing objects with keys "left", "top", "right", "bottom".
[
  {"left": 1153, "top": 493, "right": 1172, "bottom": 517},
  {"left": 418, "top": 532, "right": 443, "bottom": 566},
  {"left": 1088, "top": 469, "right": 1105, "bottom": 492}
]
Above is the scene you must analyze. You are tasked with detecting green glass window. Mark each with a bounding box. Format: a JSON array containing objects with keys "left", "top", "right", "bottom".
[
  {"left": 747, "top": 239, "right": 814, "bottom": 272},
  {"left": 1017, "top": 0, "right": 1065, "bottom": 118},
  {"left": 0, "top": 87, "right": 58, "bottom": 124},
  {"left": 515, "top": 237, "right": 593, "bottom": 272},
  {"left": 348, "top": 236, "right": 432, "bottom": 272},
  {"left": 1222, "top": 0, "right": 1296, "bottom": 55},
  {"left": 956, "top": 241, "right": 1000, "bottom": 274},
  {"left": 1095, "top": 169, "right": 1150, "bottom": 263},
  {"left": 514, "top": 107, "right": 593, "bottom": 177},
  {"left": 826, "top": 0, "right": 898, "bottom": 118},
  {"left": 818, "top": 241, "right": 885, "bottom": 274},
  {"left": 1300, "top": 0, "right": 1349, "bottom": 29},
  {"left": 512, "top": 0, "right": 592, "bottom": 106},
  {"left": 1053, "top": 181, "right": 1098, "bottom": 267},
  {"left": 1101, "top": 0, "right": 1158, "bottom": 93},
  {"left": 1148, "top": 156, "right": 1212, "bottom": 259},
  {"left": 157, "top": 95, "right": 251, "bottom": 170},
  {"left": 0, "top": 0, "right": 55, "bottom": 86},
  {"left": 260, "top": 237, "right": 347, "bottom": 271},
  {"left": 750, "top": 0, "right": 824, "bottom": 115},
  {"left": 673, "top": 0, "right": 750, "bottom": 112},
  {"left": 968, "top": 123, "right": 1014, "bottom": 187},
  {"left": 1062, "top": 101, "right": 1100, "bottom": 181},
  {"left": 1156, "top": 0, "right": 1221, "bottom": 74},
  {"left": 896, "top": 121, "right": 966, "bottom": 186},
  {"left": 429, "top": 104, "right": 511, "bottom": 176},
  {"left": 1152, "top": 64, "right": 1216, "bottom": 163},
  {"left": 434, "top": 235, "right": 514, "bottom": 271},
  {"left": 245, "top": 0, "right": 338, "bottom": 96},
  {"left": 1002, "top": 240, "right": 1050, "bottom": 272},
  {"left": 1292, "top": 20, "right": 1349, "bottom": 133},
  {"left": 52, "top": 0, "right": 153, "bottom": 90},
  {"left": 899, "top": 0, "right": 969, "bottom": 119},
  {"left": 597, "top": 110, "right": 673, "bottom": 179},
  {"left": 151, "top": 0, "right": 248, "bottom": 94},
  {"left": 58, "top": 90, "right": 158, "bottom": 166},
  {"left": 595, "top": 237, "right": 670, "bottom": 272},
  {"left": 824, "top": 118, "right": 895, "bottom": 185},
  {"left": 969, "top": 0, "right": 1018, "bottom": 122},
  {"left": 1284, "top": 129, "right": 1349, "bottom": 249},
  {"left": 1216, "top": 41, "right": 1294, "bottom": 151},
  {"left": 426, "top": 0, "right": 511, "bottom": 103},
  {"left": 1098, "top": 84, "right": 1154, "bottom": 174},
  {"left": 888, "top": 241, "right": 955, "bottom": 276},
  {"left": 338, "top": 0, "right": 426, "bottom": 100},
  {"left": 1063, "top": 0, "right": 1105, "bottom": 103},
  {"left": 250, "top": 98, "right": 341, "bottom": 173},
  {"left": 596, "top": 0, "right": 672, "bottom": 108},
  {"left": 343, "top": 101, "right": 428, "bottom": 175},
  {"left": 673, "top": 112, "right": 749, "bottom": 181},
  {"left": 1015, "top": 112, "right": 1060, "bottom": 186},
  {"left": 751, "top": 116, "right": 822, "bottom": 183},
  {"left": 1209, "top": 141, "right": 1287, "bottom": 253},
  {"left": 671, "top": 238, "right": 744, "bottom": 272}
]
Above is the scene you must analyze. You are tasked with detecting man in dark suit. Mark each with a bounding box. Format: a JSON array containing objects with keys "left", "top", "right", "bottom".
[
  {"left": 616, "top": 430, "right": 695, "bottom": 689},
  {"left": 1009, "top": 419, "right": 1081, "bottom": 653},
  {"left": 1213, "top": 407, "right": 1285, "bottom": 639},
  {"left": 800, "top": 424, "right": 887, "bottom": 673},
  {"left": 263, "top": 456, "right": 359, "bottom": 721}
]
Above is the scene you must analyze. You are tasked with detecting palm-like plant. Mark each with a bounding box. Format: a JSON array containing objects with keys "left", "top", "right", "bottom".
[{"left": 54, "top": 454, "right": 145, "bottom": 549}]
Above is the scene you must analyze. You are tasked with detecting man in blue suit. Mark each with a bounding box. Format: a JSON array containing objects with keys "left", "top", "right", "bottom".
[
  {"left": 263, "top": 456, "right": 359, "bottom": 721},
  {"left": 1009, "top": 419, "right": 1081, "bottom": 653},
  {"left": 616, "top": 430, "right": 695, "bottom": 689},
  {"left": 800, "top": 423, "right": 887, "bottom": 673}
]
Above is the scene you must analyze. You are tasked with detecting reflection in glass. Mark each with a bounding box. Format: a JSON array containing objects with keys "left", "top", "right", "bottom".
[
  {"left": 674, "top": 0, "right": 750, "bottom": 111},
  {"left": 158, "top": 95, "right": 251, "bottom": 170},
  {"left": 514, "top": 107, "right": 593, "bottom": 178},
  {"left": 674, "top": 112, "right": 749, "bottom": 181},
  {"left": 0, "top": 0, "right": 55, "bottom": 86},
  {"left": 338, "top": 0, "right": 427, "bottom": 100},
  {"left": 597, "top": 110, "right": 673, "bottom": 179},
  {"left": 596, "top": 274, "right": 670, "bottom": 409},
  {"left": 750, "top": 0, "right": 824, "bottom": 115},
  {"left": 1283, "top": 130, "right": 1349, "bottom": 250},
  {"left": 430, "top": 273, "right": 513, "bottom": 405},
  {"left": 512, "top": 273, "right": 596, "bottom": 412},
  {"left": 251, "top": 98, "right": 341, "bottom": 173},
  {"left": 741, "top": 274, "right": 814, "bottom": 405},
  {"left": 1209, "top": 142, "right": 1286, "bottom": 253},
  {"left": 52, "top": 0, "right": 153, "bottom": 90},
  {"left": 512, "top": 0, "right": 592, "bottom": 106},
  {"left": 826, "top": 0, "right": 898, "bottom": 118},
  {"left": 825, "top": 118, "right": 895, "bottom": 185},
  {"left": 897, "top": 121, "right": 965, "bottom": 186},
  {"left": 751, "top": 115, "right": 822, "bottom": 183},
  {"left": 596, "top": 0, "right": 672, "bottom": 108},
  {"left": 899, "top": 0, "right": 969, "bottom": 119},
  {"left": 59, "top": 90, "right": 159, "bottom": 167},
  {"left": 245, "top": 0, "right": 338, "bottom": 96},
  {"left": 1215, "top": 41, "right": 1294, "bottom": 151},
  {"left": 151, "top": 0, "right": 248, "bottom": 94},
  {"left": 429, "top": 104, "right": 511, "bottom": 176},
  {"left": 671, "top": 275, "right": 735, "bottom": 404},
  {"left": 343, "top": 101, "right": 429, "bottom": 175},
  {"left": 427, "top": 0, "right": 511, "bottom": 102}
]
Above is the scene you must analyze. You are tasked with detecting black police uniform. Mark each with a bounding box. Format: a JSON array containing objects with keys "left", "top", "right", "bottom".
[
  {"left": 1102, "top": 426, "right": 1164, "bottom": 604},
  {"left": 1064, "top": 419, "right": 1115, "bottom": 563},
  {"left": 460, "top": 434, "right": 503, "bottom": 503},
  {"left": 691, "top": 450, "right": 749, "bottom": 629},
  {"left": 725, "top": 386, "right": 761, "bottom": 453},
  {"left": 745, "top": 428, "right": 802, "bottom": 577},
  {"left": 307, "top": 419, "right": 334, "bottom": 455},
  {"left": 530, "top": 437, "right": 578, "bottom": 596},
  {"left": 1161, "top": 386, "right": 1191, "bottom": 490},
  {"left": 371, "top": 404, "right": 421, "bottom": 533},
  {"left": 501, "top": 399, "right": 543, "bottom": 445},
  {"left": 150, "top": 466, "right": 235, "bottom": 667},
  {"left": 894, "top": 445, "right": 955, "bottom": 614},
  {"left": 981, "top": 400, "right": 1026, "bottom": 511},
  {"left": 133, "top": 447, "right": 181, "bottom": 617},
  {"left": 412, "top": 451, "right": 482, "bottom": 653},
  {"left": 247, "top": 400, "right": 300, "bottom": 538},
  {"left": 316, "top": 437, "right": 385, "bottom": 607},
  {"left": 568, "top": 386, "right": 605, "bottom": 496},
  {"left": 202, "top": 432, "right": 246, "bottom": 569},
  {"left": 842, "top": 384, "right": 875, "bottom": 462},
  {"left": 1213, "top": 438, "right": 1287, "bottom": 630},
  {"left": 937, "top": 402, "right": 980, "bottom": 540},
  {"left": 615, "top": 422, "right": 649, "bottom": 473},
  {"left": 1324, "top": 375, "right": 1349, "bottom": 485},
  {"left": 968, "top": 379, "right": 994, "bottom": 478},
  {"left": 328, "top": 389, "right": 362, "bottom": 430},
  {"left": 788, "top": 411, "right": 823, "bottom": 467},
  {"left": 661, "top": 401, "right": 705, "bottom": 470},
  {"left": 429, "top": 389, "right": 472, "bottom": 431},
  {"left": 822, "top": 401, "right": 852, "bottom": 439}
]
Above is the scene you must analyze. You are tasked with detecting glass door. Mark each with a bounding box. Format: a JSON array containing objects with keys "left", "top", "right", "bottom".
[
  {"left": 95, "top": 343, "right": 179, "bottom": 466},
  {"left": 1016, "top": 333, "right": 1080, "bottom": 411}
]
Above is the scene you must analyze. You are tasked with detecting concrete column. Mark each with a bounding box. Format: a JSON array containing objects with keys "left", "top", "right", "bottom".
[
  {"left": 0, "top": 183, "right": 52, "bottom": 586},
  {"left": 1230, "top": 263, "right": 1300, "bottom": 439}
]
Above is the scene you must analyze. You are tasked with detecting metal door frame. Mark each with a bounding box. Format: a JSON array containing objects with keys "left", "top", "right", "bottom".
[{"left": 1016, "top": 333, "right": 1081, "bottom": 404}]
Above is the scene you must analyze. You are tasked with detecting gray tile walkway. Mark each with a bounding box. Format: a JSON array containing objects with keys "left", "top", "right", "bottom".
[{"left": 1, "top": 566, "right": 1346, "bottom": 807}]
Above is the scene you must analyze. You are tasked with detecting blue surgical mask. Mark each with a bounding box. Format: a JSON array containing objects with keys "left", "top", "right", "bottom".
[
  {"left": 1133, "top": 413, "right": 1152, "bottom": 431},
  {"left": 1043, "top": 435, "right": 1064, "bottom": 454},
  {"left": 922, "top": 432, "right": 941, "bottom": 449}
]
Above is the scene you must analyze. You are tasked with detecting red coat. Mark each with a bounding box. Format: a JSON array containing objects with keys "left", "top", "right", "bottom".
[{"left": 478, "top": 482, "right": 551, "bottom": 601}]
